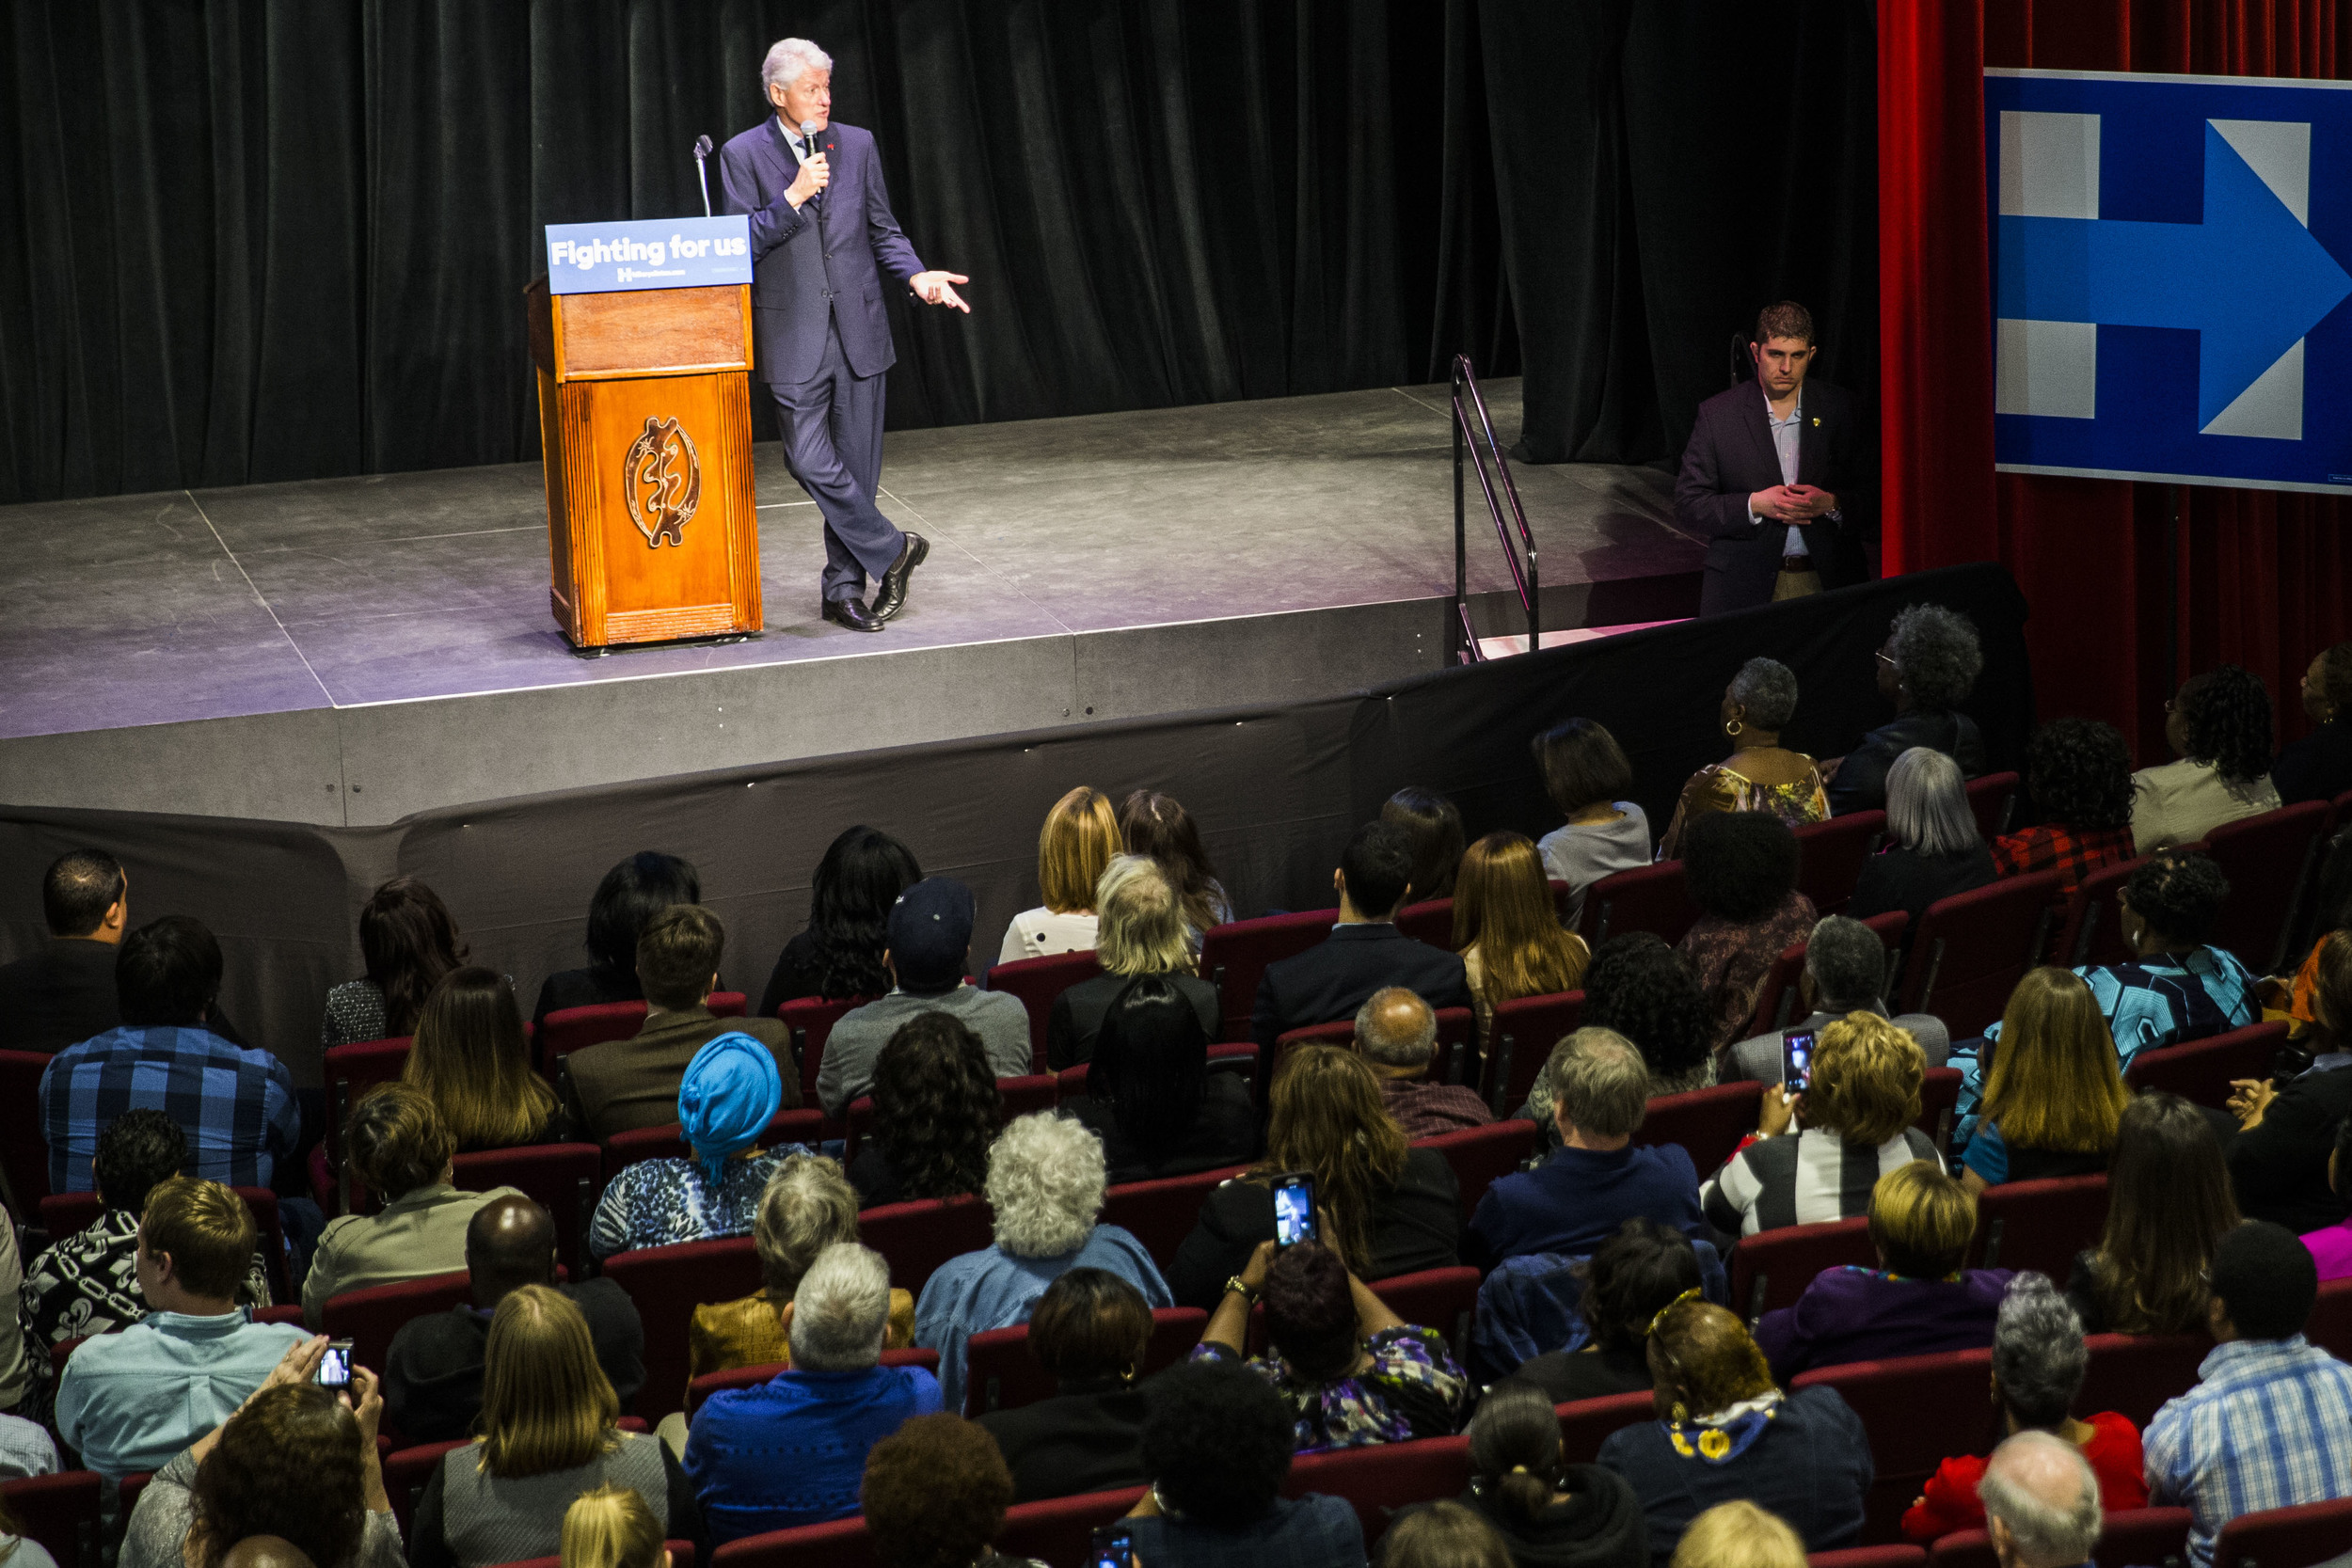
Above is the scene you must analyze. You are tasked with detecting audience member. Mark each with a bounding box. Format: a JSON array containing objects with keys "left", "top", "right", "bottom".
[
  {"left": 861, "top": 1413, "right": 1039, "bottom": 1568},
  {"left": 818, "top": 878, "right": 1031, "bottom": 1116},
  {"left": 1724, "top": 916, "right": 1950, "bottom": 1084},
  {"left": 2132, "top": 666, "right": 2281, "bottom": 852},
  {"left": 303, "top": 1084, "right": 523, "bottom": 1324},
  {"left": 56, "top": 1177, "right": 309, "bottom": 1479},
  {"left": 119, "top": 1344, "right": 398, "bottom": 1568},
  {"left": 40, "top": 916, "right": 299, "bottom": 1193},
  {"left": 1353, "top": 987, "right": 1492, "bottom": 1139},
  {"left": 1122, "top": 1359, "right": 1368, "bottom": 1568},
  {"left": 1702, "top": 1013, "right": 1938, "bottom": 1237},
  {"left": 689, "top": 1154, "right": 915, "bottom": 1380},
  {"left": 756, "top": 825, "right": 920, "bottom": 1016},
  {"left": 1992, "top": 720, "right": 2137, "bottom": 892},
  {"left": 1976, "top": 1432, "right": 2104, "bottom": 1568},
  {"left": 1849, "top": 748, "right": 1996, "bottom": 928},
  {"left": 1576, "top": 935, "right": 1717, "bottom": 1098},
  {"left": 1901, "top": 1274, "right": 2147, "bottom": 1543},
  {"left": 1456, "top": 831, "right": 1591, "bottom": 1048},
  {"left": 0, "top": 1496, "right": 59, "bottom": 1568},
  {"left": 1659, "top": 657, "right": 1832, "bottom": 860},
  {"left": 589, "top": 1034, "right": 797, "bottom": 1259},
  {"left": 1379, "top": 1500, "right": 1515, "bottom": 1568},
  {"left": 1755, "top": 1164, "right": 2008, "bottom": 1379},
  {"left": 1118, "top": 788, "right": 1232, "bottom": 935},
  {"left": 564, "top": 905, "right": 796, "bottom": 1139},
  {"left": 0, "top": 848, "right": 128, "bottom": 1053},
  {"left": 1514, "top": 1219, "right": 1706, "bottom": 1405},
  {"left": 1823, "top": 604, "right": 1987, "bottom": 816},
  {"left": 1045, "top": 856, "right": 1219, "bottom": 1070},
  {"left": 0, "top": 1408, "right": 52, "bottom": 1485},
  {"left": 847, "top": 1013, "right": 999, "bottom": 1207},
  {"left": 1469, "top": 1031, "right": 1703, "bottom": 1267},
  {"left": 2146, "top": 1221, "right": 2352, "bottom": 1568},
  {"left": 1066, "top": 976, "right": 1257, "bottom": 1183},
  {"left": 532, "top": 851, "right": 703, "bottom": 1029},
  {"left": 404, "top": 966, "right": 567, "bottom": 1150},
  {"left": 1382, "top": 786, "right": 1468, "bottom": 903},
  {"left": 1961, "top": 969, "right": 2128, "bottom": 1192},
  {"left": 2225, "top": 927, "right": 2352, "bottom": 1233},
  {"left": 916, "top": 1113, "right": 1172, "bottom": 1413},
  {"left": 2305, "top": 1094, "right": 2352, "bottom": 1282},
  {"left": 999, "top": 785, "right": 1121, "bottom": 962},
  {"left": 687, "top": 1243, "right": 941, "bottom": 1540},
  {"left": 1676, "top": 813, "right": 1817, "bottom": 1057},
  {"left": 322, "top": 876, "right": 466, "bottom": 1047},
  {"left": 384, "top": 1194, "right": 646, "bottom": 1445},
  {"left": 2275, "top": 641, "right": 2352, "bottom": 805},
  {"left": 559, "top": 1486, "right": 664, "bottom": 1568},
  {"left": 1169, "top": 1045, "right": 1459, "bottom": 1309},
  {"left": 1405, "top": 1379, "right": 1646, "bottom": 1568},
  {"left": 1196, "top": 1240, "right": 1469, "bottom": 1449},
  {"left": 1250, "top": 821, "right": 1471, "bottom": 1049},
  {"left": 975, "top": 1269, "right": 1156, "bottom": 1500},
  {"left": 1665, "top": 1501, "right": 1804, "bottom": 1568},
  {"left": 1597, "top": 1299, "right": 1870, "bottom": 1565},
  {"left": 2065, "top": 1092, "right": 2239, "bottom": 1336},
  {"left": 1533, "top": 720, "right": 1652, "bottom": 926},
  {"left": 406, "top": 1285, "right": 702, "bottom": 1568}
]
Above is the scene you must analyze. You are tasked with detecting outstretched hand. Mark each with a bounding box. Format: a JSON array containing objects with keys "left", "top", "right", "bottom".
[{"left": 911, "top": 270, "right": 971, "bottom": 312}]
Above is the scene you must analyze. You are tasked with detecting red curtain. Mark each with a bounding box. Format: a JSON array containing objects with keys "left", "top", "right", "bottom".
[{"left": 1881, "top": 0, "right": 2352, "bottom": 762}]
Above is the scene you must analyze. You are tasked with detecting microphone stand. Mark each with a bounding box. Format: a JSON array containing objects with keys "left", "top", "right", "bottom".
[{"left": 692, "top": 135, "right": 714, "bottom": 216}]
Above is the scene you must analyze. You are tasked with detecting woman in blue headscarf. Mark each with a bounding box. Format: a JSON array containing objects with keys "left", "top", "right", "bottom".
[{"left": 588, "top": 1032, "right": 805, "bottom": 1259}]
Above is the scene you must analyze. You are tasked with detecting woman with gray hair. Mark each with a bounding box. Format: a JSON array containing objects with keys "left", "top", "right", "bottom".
[
  {"left": 1899, "top": 1273, "right": 2150, "bottom": 1543},
  {"left": 1045, "top": 855, "right": 1219, "bottom": 1070},
  {"left": 1825, "top": 603, "right": 1990, "bottom": 816},
  {"left": 913, "top": 1112, "right": 1173, "bottom": 1414},
  {"left": 1660, "top": 657, "right": 1834, "bottom": 858},
  {"left": 1849, "top": 748, "right": 1996, "bottom": 929}
]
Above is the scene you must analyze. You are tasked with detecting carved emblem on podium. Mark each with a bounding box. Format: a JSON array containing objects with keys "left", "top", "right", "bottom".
[{"left": 622, "top": 416, "right": 703, "bottom": 547}]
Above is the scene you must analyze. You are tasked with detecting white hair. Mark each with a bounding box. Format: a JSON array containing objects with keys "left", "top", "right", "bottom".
[
  {"left": 1978, "top": 1431, "right": 2102, "bottom": 1568},
  {"left": 760, "top": 38, "right": 833, "bottom": 96},
  {"left": 786, "top": 1242, "right": 890, "bottom": 1371},
  {"left": 985, "top": 1113, "right": 1106, "bottom": 1258},
  {"left": 1886, "top": 746, "right": 1981, "bottom": 858}
]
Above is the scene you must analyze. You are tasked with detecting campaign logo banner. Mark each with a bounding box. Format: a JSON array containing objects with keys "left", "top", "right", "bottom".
[
  {"left": 545, "top": 215, "right": 752, "bottom": 295},
  {"left": 1987, "top": 69, "right": 2352, "bottom": 494}
]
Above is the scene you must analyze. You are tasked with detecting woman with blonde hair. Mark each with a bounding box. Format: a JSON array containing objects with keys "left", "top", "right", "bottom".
[
  {"left": 561, "top": 1486, "right": 667, "bottom": 1568},
  {"left": 2066, "top": 1091, "right": 2239, "bottom": 1335},
  {"left": 1667, "top": 1501, "right": 1807, "bottom": 1568},
  {"left": 409, "top": 1286, "right": 705, "bottom": 1568},
  {"left": 1046, "top": 855, "right": 1220, "bottom": 1069},
  {"left": 404, "top": 966, "right": 565, "bottom": 1151},
  {"left": 1167, "top": 1044, "right": 1460, "bottom": 1309},
  {"left": 999, "top": 786, "right": 1123, "bottom": 962},
  {"left": 1455, "top": 832, "right": 1591, "bottom": 1046},
  {"left": 1961, "top": 969, "right": 2130, "bottom": 1193}
]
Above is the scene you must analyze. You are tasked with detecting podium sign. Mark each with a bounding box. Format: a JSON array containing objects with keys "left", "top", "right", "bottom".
[{"left": 527, "top": 215, "right": 762, "bottom": 649}]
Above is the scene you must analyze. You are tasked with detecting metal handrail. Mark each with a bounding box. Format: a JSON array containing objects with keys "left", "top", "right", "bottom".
[{"left": 1449, "top": 355, "right": 1537, "bottom": 663}]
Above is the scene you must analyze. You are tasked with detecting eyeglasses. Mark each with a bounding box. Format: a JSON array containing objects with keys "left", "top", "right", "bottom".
[
  {"left": 1874, "top": 651, "right": 1899, "bottom": 670},
  {"left": 1645, "top": 1287, "right": 1703, "bottom": 1338}
]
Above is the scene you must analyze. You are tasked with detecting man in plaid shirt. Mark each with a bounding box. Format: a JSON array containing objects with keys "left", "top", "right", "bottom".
[
  {"left": 2144, "top": 1222, "right": 2352, "bottom": 1567},
  {"left": 38, "top": 917, "right": 298, "bottom": 1195}
]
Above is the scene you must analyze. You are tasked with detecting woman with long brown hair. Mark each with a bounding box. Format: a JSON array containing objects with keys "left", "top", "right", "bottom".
[
  {"left": 1166, "top": 1044, "right": 1460, "bottom": 1309},
  {"left": 2066, "top": 1091, "right": 2240, "bottom": 1335},
  {"left": 409, "top": 1286, "right": 705, "bottom": 1568},
  {"left": 324, "top": 876, "right": 468, "bottom": 1046},
  {"left": 404, "top": 967, "right": 565, "bottom": 1151},
  {"left": 999, "top": 786, "right": 1124, "bottom": 962},
  {"left": 1118, "top": 789, "right": 1232, "bottom": 935},
  {"left": 1455, "top": 832, "right": 1591, "bottom": 1047},
  {"left": 1961, "top": 968, "right": 2131, "bottom": 1193}
]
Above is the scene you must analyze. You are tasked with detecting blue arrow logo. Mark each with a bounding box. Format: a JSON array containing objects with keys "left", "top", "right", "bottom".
[{"left": 1997, "top": 122, "right": 2352, "bottom": 427}]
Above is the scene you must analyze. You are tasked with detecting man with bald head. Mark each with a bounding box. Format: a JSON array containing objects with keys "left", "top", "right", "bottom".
[
  {"left": 1979, "top": 1431, "right": 2101, "bottom": 1568},
  {"left": 1352, "top": 988, "right": 1493, "bottom": 1139},
  {"left": 221, "top": 1539, "right": 317, "bottom": 1568},
  {"left": 381, "top": 1194, "right": 644, "bottom": 1440}
]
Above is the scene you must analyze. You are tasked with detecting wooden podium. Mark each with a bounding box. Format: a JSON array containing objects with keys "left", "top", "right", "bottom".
[{"left": 526, "top": 278, "right": 762, "bottom": 649}]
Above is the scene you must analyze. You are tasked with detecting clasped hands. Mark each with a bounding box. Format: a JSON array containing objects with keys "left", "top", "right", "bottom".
[{"left": 1750, "top": 483, "right": 1837, "bottom": 522}]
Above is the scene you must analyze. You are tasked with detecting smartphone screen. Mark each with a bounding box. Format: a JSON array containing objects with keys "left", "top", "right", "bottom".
[
  {"left": 1090, "top": 1524, "right": 1133, "bottom": 1568},
  {"left": 315, "top": 1339, "right": 355, "bottom": 1391},
  {"left": 1273, "top": 1173, "right": 1318, "bottom": 1248},
  {"left": 1782, "top": 1029, "right": 1818, "bottom": 1096}
]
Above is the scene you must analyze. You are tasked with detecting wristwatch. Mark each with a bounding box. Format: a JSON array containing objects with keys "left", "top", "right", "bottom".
[{"left": 1224, "top": 1275, "right": 1260, "bottom": 1303}]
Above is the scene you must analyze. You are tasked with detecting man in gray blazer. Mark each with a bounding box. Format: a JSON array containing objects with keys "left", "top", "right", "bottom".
[{"left": 719, "top": 37, "right": 970, "bottom": 632}]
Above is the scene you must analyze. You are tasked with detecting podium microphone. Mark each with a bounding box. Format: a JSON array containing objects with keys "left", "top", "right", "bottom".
[
  {"left": 799, "top": 118, "right": 826, "bottom": 205},
  {"left": 692, "top": 135, "right": 714, "bottom": 216}
]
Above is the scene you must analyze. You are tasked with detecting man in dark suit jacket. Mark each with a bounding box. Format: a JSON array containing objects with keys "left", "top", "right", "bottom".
[
  {"left": 1674, "top": 300, "right": 1871, "bottom": 617},
  {"left": 0, "top": 849, "right": 128, "bottom": 1053},
  {"left": 1250, "top": 822, "right": 1472, "bottom": 1051},
  {"left": 718, "top": 38, "right": 970, "bottom": 633}
]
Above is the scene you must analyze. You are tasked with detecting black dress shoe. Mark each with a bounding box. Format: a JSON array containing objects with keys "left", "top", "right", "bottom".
[
  {"left": 872, "top": 531, "right": 929, "bottom": 621},
  {"left": 822, "top": 595, "right": 885, "bottom": 632}
]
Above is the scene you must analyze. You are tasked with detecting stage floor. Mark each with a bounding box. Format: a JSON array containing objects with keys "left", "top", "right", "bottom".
[{"left": 1, "top": 378, "right": 1705, "bottom": 824}]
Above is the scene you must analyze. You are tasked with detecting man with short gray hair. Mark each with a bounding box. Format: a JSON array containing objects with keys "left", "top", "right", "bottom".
[
  {"left": 1353, "top": 987, "right": 1492, "bottom": 1139},
  {"left": 1724, "top": 914, "right": 1950, "bottom": 1085},
  {"left": 1979, "top": 1431, "right": 2102, "bottom": 1568},
  {"left": 1464, "top": 1027, "right": 1704, "bottom": 1267},
  {"left": 683, "top": 1242, "right": 940, "bottom": 1541}
]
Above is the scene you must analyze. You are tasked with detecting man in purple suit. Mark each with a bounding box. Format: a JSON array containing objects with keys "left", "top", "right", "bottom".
[{"left": 719, "top": 38, "right": 970, "bottom": 633}]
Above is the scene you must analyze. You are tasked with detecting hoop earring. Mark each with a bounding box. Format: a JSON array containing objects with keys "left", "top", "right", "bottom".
[
  {"left": 1724, "top": 719, "right": 1744, "bottom": 738},
  {"left": 1670, "top": 1402, "right": 1690, "bottom": 1423}
]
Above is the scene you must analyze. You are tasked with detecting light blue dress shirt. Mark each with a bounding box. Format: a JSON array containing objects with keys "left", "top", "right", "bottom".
[
  {"left": 1764, "top": 388, "right": 1806, "bottom": 559},
  {"left": 914, "top": 1225, "right": 1172, "bottom": 1414},
  {"left": 55, "top": 1309, "right": 307, "bottom": 1480}
]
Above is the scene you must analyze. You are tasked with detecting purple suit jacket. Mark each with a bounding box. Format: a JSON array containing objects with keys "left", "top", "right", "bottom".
[{"left": 1755, "top": 1265, "right": 2012, "bottom": 1381}]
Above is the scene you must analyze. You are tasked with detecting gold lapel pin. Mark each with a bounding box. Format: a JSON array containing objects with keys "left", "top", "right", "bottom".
[{"left": 1811, "top": 417, "right": 1820, "bottom": 426}]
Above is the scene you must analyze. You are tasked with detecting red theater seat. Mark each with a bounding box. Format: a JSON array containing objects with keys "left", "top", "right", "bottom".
[
  {"left": 1918, "top": 1067, "right": 1963, "bottom": 1153},
  {"left": 1730, "top": 1217, "right": 1876, "bottom": 1323},
  {"left": 1898, "top": 873, "right": 2065, "bottom": 1037},
  {"left": 384, "top": 1440, "right": 469, "bottom": 1534},
  {"left": 986, "top": 950, "right": 1104, "bottom": 1071},
  {"left": 2123, "top": 1021, "right": 2290, "bottom": 1105},
  {"left": 0, "top": 1470, "right": 102, "bottom": 1568},
  {"left": 711, "top": 1519, "right": 878, "bottom": 1568},
  {"left": 1643, "top": 1081, "right": 1763, "bottom": 1180},
  {"left": 1968, "top": 1175, "right": 2107, "bottom": 1280},
  {"left": 993, "top": 1488, "right": 1150, "bottom": 1567},
  {"left": 1964, "top": 771, "right": 2020, "bottom": 843},
  {"left": 1416, "top": 1119, "right": 1539, "bottom": 1226},
  {"left": 858, "top": 1196, "right": 994, "bottom": 1300},
  {"left": 1100, "top": 1165, "right": 1248, "bottom": 1272},
  {"left": 1794, "top": 1350, "right": 2001, "bottom": 1545},
  {"left": 1394, "top": 896, "right": 1457, "bottom": 950},
  {"left": 1370, "top": 1266, "right": 1482, "bottom": 1351},
  {"left": 1929, "top": 1509, "right": 2194, "bottom": 1568},
  {"left": 961, "top": 1307, "right": 1205, "bottom": 1416},
  {"left": 2078, "top": 1334, "right": 2210, "bottom": 1431},
  {"left": 2049, "top": 849, "right": 2201, "bottom": 970},
  {"left": 1555, "top": 1389, "right": 1656, "bottom": 1464},
  {"left": 603, "top": 1237, "right": 765, "bottom": 1420},
  {"left": 2202, "top": 801, "right": 2331, "bottom": 973},
  {"left": 0, "top": 1051, "right": 56, "bottom": 1205},
  {"left": 2308, "top": 1277, "right": 2352, "bottom": 1363},
  {"left": 2214, "top": 1496, "right": 2352, "bottom": 1568},
  {"left": 322, "top": 1270, "right": 473, "bottom": 1382},
  {"left": 1486, "top": 990, "right": 1584, "bottom": 1114},
  {"left": 1200, "top": 911, "right": 1338, "bottom": 1041},
  {"left": 777, "top": 995, "right": 866, "bottom": 1114},
  {"left": 1285, "top": 1435, "right": 1472, "bottom": 1549},
  {"left": 1796, "top": 811, "right": 1888, "bottom": 918},
  {"left": 1809, "top": 1550, "right": 1926, "bottom": 1568},
  {"left": 1578, "top": 860, "right": 1693, "bottom": 946}
]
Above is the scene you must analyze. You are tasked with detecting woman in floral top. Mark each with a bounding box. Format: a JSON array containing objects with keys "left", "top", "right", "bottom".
[
  {"left": 1657, "top": 659, "right": 1831, "bottom": 860},
  {"left": 587, "top": 1032, "right": 808, "bottom": 1259},
  {"left": 1192, "top": 1237, "right": 1467, "bottom": 1452}
]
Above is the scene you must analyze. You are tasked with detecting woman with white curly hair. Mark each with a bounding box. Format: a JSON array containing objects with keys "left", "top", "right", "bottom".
[
  {"left": 912, "top": 1112, "right": 1172, "bottom": 1413},
  {"left": 1824, "top": 603, "right": 1990, "bottom": 816}
]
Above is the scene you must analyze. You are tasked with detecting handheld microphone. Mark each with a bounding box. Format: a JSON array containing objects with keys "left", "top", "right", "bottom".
[
  {"left": 799, "top": 118, "right": 826, "bottom": 205},
  {"left": 692, "top": 135, "right": 714, "bottom": 217}
]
